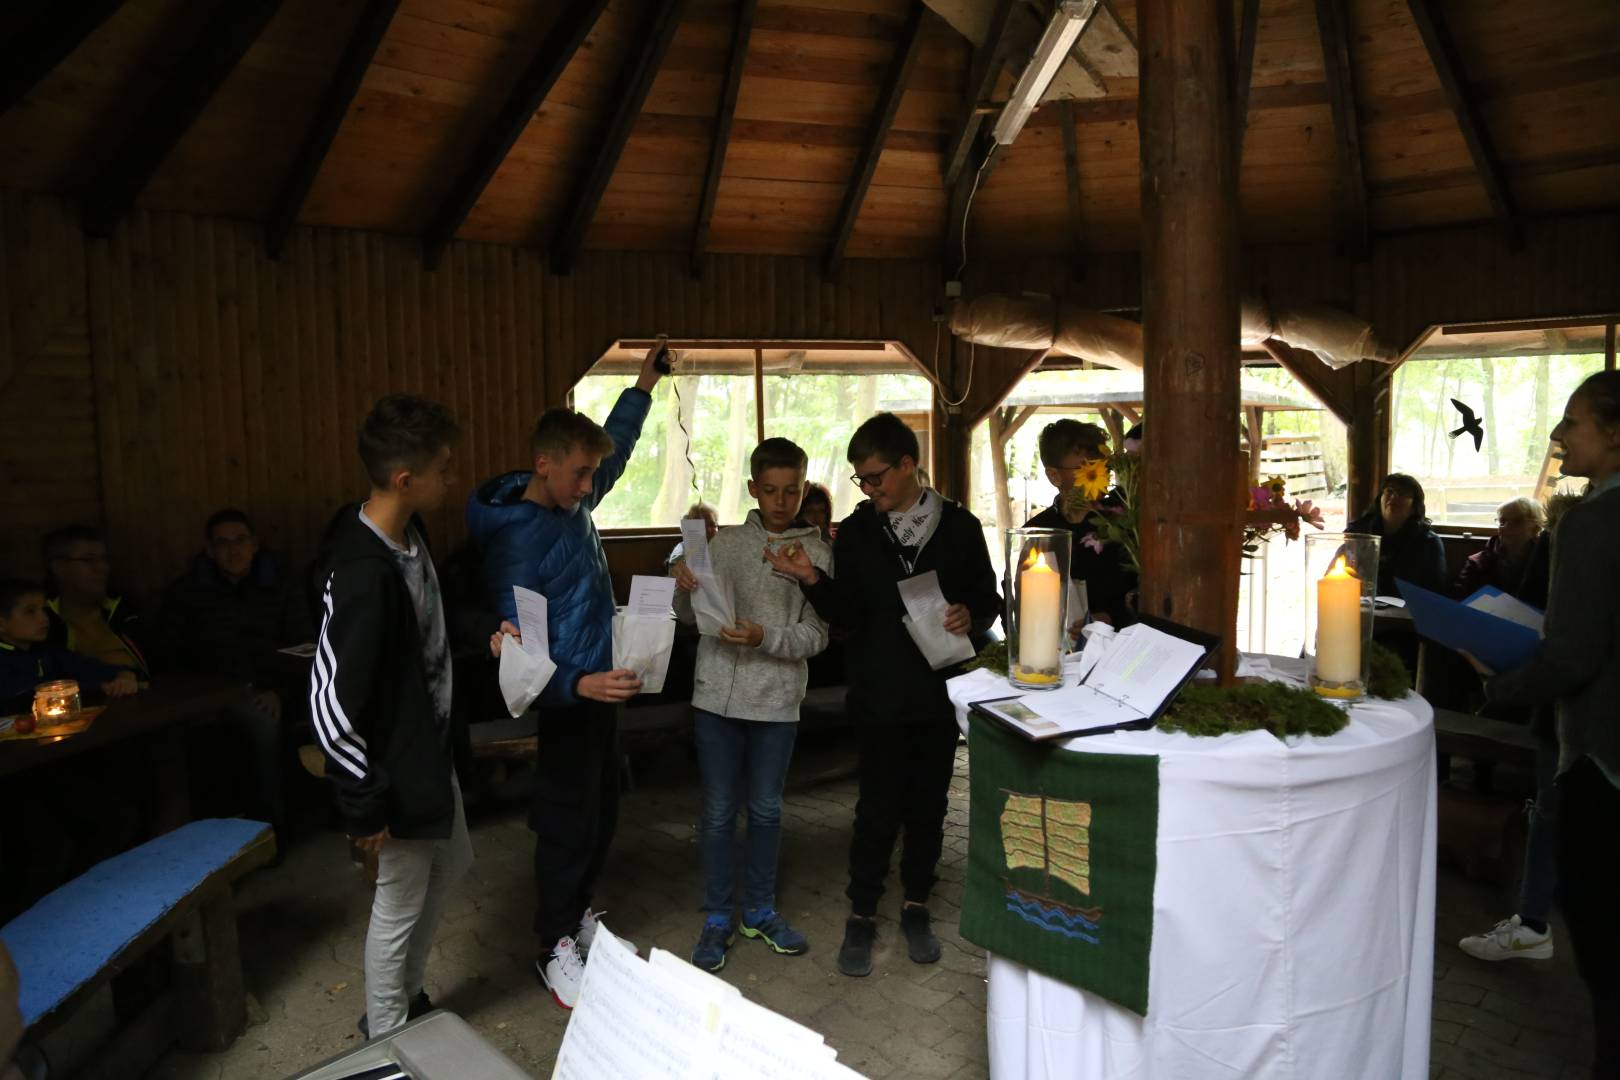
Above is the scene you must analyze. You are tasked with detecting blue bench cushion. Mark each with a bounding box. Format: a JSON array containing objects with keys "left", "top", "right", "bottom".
[{"left": 0, "top": 818, "right": 270, "bottom": 1027}]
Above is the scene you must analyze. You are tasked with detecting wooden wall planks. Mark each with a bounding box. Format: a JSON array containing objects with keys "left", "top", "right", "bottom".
[{"left": 5, "top": 188, "right": 1620, "bottom": 601}]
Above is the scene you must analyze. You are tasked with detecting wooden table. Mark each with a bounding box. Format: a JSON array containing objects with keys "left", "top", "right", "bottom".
[{"left": 0, "top": 674, "right": 245, "bottom": 779}]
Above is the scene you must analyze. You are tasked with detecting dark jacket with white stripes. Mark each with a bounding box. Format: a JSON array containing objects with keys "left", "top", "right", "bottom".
[{"left": 308, "top": 504, "right": 460, "bottom": 841}]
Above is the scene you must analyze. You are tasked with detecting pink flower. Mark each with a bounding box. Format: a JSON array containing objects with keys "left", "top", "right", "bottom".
[
  {"left": 1294, "top": 499, "right": 1325, "bottom": 529},
  {"left": 1080, "top": 534, "right": 1106, "bottom": 555}
]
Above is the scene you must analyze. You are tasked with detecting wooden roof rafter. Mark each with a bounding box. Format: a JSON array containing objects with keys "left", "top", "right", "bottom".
[
  {"left": 81, "top": 0, "right": 284, "bottom": 239},
  {"left": 825, "top": 1, "right": 930, "bottom": 279},
  {"left": 1404, "top": 0, "right": 1522, "bottom": 249},
  {"left": 1, "top": 1, "right": 132, "bottom": 118},
  {"left": 423, "top": 0, "right": 611, "bottom": 272},
  {"left": 1233, "top": 0, "right": 1260, "bottom": 163},
  {"left": 941, "top": 0, "right": 1019, "bottom": 188},
  {"left": 265, "top": 0, "right": 402, "bottom": 261},
  {"left": 1313, "top": 0, "right": 1370, "bottom": 261},
  {"left": 691, "top": 0, "right": 758, "bottom": 280},
  {"left": 549, "top": 0, "right": 688, "bottom": 277}
]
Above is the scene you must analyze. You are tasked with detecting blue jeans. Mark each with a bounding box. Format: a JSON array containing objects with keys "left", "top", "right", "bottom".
[
  {"left": 1518, "top": 735, "right": 1561, "bottom": 924},
  {"left": 694, "top": 710, "right": 799, "bottom": 917}
]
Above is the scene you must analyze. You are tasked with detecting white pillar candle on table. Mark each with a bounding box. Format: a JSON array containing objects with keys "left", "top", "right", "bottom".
[
  {"left": 1315, "top": 555, "right": 1362, "bottom": 683},
  {"left": 1019, "top": 552, "right": 1063, "bottom": 672}
]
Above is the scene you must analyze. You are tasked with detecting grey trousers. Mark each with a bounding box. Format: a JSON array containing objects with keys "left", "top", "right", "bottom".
[{"left": 364, "top": 776, "right": 473, "bottom": 1038}]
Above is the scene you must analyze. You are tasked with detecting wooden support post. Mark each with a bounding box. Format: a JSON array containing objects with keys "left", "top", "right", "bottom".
[
  {"left": 1606, "top": 323, "right": 1616, "bottom": 371},
  {"left": 1138, "top": 0, "right": 1242, "bottom": 682},
  {"left": 1259, "top": 338, "right": 1355, "bottom": 425},
  {"left": 692, "top": 0, "right": 756, "bottom": 279},
  {"left": 1245, "top": 405, "right": 1264, "bottom": 487},
  {"left": 826, "top": 2, "right": 927, "bottom": 277},
  {"left": 1313, "top": 0, "right": 1369, "bottom": 261},
  {"left": 171, "top": 891, "right": 246, "bottom": 1052},
  {"left": 1234, "top": 0, "right": 1259, "bottom": 164},
  {"left": 754, "top": 346, "right": 765, "bottom": 443},
  {"left": 81, "top": 0, "right": 283, "bottom": 238},
  {"left": 266, "top": 0, "right": 401, "bottom": 260}
]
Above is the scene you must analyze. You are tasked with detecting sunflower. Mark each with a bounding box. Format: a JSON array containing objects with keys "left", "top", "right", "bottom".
[
  {"left": 1075, "top": 460, "right": 1111, "bottom": 502},
  {"left": 1265, "top": 476, "right": 1288, "bottom": 505}
]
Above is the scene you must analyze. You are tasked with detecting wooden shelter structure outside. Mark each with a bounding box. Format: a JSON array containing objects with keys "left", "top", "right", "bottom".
[{"left": 2, "top": 0, "right": 1619, "bottom": 661}]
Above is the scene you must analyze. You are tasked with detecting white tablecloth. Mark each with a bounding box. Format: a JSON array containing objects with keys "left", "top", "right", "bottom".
[{"left": 948, "top": 656, "right": 1436, "bottom": 1080}]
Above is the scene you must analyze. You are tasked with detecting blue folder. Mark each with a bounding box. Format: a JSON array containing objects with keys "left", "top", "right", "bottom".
[{"left": 1395, "top": 579, "right": 1543, "bottom": 674}]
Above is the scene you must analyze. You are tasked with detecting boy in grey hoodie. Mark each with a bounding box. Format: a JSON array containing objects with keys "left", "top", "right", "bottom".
[{"left": 672, "top": 438, "right": 832, "bottom": 972}]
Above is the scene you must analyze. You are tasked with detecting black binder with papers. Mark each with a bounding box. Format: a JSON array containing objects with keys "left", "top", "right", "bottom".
[{"left": 970, "top": 616, "right": 1220, "bottom": 742}]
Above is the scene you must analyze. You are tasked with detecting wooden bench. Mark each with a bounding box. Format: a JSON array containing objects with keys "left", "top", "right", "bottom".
[
  {"left": 1, "top": 818, "right": 275, "bottom": 1075},
  {"left": 1433, "top": 707, "right": 1539, "bottom": 771}
]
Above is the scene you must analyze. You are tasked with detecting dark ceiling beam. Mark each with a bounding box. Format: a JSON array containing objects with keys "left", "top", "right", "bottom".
[
  {"left": 1405, "top": 0, "right": 1521, "bottom": 248},
  {"left": 1234, "top": 0, "right": 1259, "bottom": 163},
  {"left": 424, "top": 0, "right": 610, "bottom": 271},
  {"left": 265, "top": 0, "right": 401, "bottom": 260},
  {"left": 549, "top": 0, "right": 687, "bottom": 277},
  {"left": 941, "top": 0, "right": 1017, "bottom": 188},
  {"left": 1313, "top": 0, "right": 1369, "bottom": 260},
  {"left": 826, "top": 1, "right": 928, "bottom": 277},
  {"left": 1, "top": 1, "right": 132, "bottom": 118},
  {"left": 691, "top": 0, "right": 757, "bottom": 279},
  {"left": 1059, "top": 100, "right": 1084, "bottom": 273},
  {"left": 80, "top": 0, "right": 282, "bottom": 239}
]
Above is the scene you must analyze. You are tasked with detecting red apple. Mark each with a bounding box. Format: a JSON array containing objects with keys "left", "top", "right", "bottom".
[{"left": 14, "top": 714, "right": 36, "bottom": 735}]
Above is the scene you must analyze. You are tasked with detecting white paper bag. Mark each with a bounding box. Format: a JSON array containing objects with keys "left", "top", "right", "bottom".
[
  {"left": 689, "top": 570, "right": 737, "bottom": 637},
  {"left": 498, "top": 633, "right": 556, "bottom": 717},
  {"left": 613, "top": 612, "right": 676, "bottom": 694},
  {"left": 902, "top": 613, "right": 976, "bottom": 671}
]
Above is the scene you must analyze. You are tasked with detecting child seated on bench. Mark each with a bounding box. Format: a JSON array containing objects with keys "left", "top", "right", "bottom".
[{"left": 0, "top": 579, "right": 137, "bottom": 715}]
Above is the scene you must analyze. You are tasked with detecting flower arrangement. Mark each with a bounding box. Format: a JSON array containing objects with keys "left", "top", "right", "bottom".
[
  {"left": 1062, "top": 452, "right": 1141, "bottom": 572},
  {"left": 1243, "top": 475, "right": 1325, "bottom": 558}
]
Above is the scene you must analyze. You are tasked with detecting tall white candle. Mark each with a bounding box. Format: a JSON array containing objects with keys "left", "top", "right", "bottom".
[
  {"left": 1019, "top": 551, "right": 1063, "bottom": 674},
  {"left": 1315, "top": 555, "right": 1362, "bottom": 684}
]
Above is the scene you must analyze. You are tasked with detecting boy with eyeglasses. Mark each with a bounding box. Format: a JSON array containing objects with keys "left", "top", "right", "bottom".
[{"left": 766, "top": 413, "right": 999, "bottom": 978}]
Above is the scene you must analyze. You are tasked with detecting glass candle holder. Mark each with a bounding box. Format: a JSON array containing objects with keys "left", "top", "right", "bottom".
[
  {"left": 1304, "top": 532, "right": 1380, "bottom": 701},
  {"left": 33, "top": 680, "right": 82, "bottom": 727},
  {"left": 1006, "top": 528, "right": 1072, "bottom": 691}
]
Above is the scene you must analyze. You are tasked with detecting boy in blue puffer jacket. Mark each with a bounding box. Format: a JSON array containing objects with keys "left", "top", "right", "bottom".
[{"left": 466, "top": 344, "right": 664, "bottom": 1009}]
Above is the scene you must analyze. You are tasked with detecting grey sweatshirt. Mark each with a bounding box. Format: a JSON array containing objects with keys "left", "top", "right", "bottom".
[{"left": 673, "top": 511, "right": 832, "bottom": 723}]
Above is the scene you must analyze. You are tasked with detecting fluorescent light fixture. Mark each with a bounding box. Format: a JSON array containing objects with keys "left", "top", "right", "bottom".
[{"left": 990, "top": 0, "right": 1100, "bottom": 146}]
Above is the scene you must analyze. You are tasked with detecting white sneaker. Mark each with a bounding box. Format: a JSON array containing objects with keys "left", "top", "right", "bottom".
[
  {"left": 536, "top": 935, "right": 586, "bottom": 1009},
  {"left": 575, "top": 907, "right": 638, "bottom": 959},
  {"left": 1459, "top": 915, "right": 1553, "bottom": 961}
]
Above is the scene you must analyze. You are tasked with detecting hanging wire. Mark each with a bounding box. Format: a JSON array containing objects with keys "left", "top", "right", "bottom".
[{"left": 669, "top": 372, "right": 700, "bottom": 497}]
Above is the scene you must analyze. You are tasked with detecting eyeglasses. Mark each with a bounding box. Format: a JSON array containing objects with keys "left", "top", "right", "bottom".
[{"left": 849, "top": 464, "right": 894, "bottom": 489}]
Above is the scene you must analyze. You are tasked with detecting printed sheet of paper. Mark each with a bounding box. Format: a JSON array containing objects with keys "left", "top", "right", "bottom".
[
  {"left": 1082, "top": 623, "right": 1208, "bottom": 712},
  {"left": 896, "top": 570, "right": 949, "bottom": 623},
  {"left": 1465, "top": 588, "right": 1545, "bottom": 633},
  {"left": 903, "top": 614, "right": 976, "bottom": 671},
  {"left": 513, "top": 586, "right": 550, "bottom": 658},
  {"left": 628, "top": 575, "right": 678, "bottom": 618},
  {"left": 681, "top": 517, "right": 714, "bottom": 575}
]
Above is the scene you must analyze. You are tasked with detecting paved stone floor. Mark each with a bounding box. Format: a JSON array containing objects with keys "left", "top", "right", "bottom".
[{"left": 149, "top": 732, "right": 1593, "bottom": 1080}]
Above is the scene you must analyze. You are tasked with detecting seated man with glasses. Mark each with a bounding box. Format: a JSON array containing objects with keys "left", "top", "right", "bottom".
[
  {"left": 42, "top": 524, "right": 150, "bottom": 680},
  {"left": 766, "top": 413, "right": 1000, "bottom": 980}
]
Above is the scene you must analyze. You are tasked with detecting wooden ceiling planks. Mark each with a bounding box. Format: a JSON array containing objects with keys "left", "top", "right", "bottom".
[{"left": 0, "top": 0, "right": 1614, "bottom": 259}]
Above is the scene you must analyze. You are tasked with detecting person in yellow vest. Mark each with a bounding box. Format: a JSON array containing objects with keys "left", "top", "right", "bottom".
[{"left": 40, "top": 525, "right": 150, "bottom": 680}]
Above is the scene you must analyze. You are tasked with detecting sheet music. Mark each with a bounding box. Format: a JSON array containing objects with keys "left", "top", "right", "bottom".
[
  {"left": 554, "top": 927, "right": 722, "bottom": 1080},
  {"left": 681, "top": 517, "right": 714, "bottom": 575},
  {"left": 513, "top": 586, "right": 550, "bottom": 658},
  {"left": 1083, "top": 623, "right": 1209, "bottom": 710},
  {"left": 627, "top": 575, "right": 678, "bottom": 618}
]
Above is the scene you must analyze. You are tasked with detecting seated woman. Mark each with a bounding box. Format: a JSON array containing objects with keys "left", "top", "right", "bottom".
[
  {"left": 1347, "top": 473, "right": 1447, "bottom": 596},
  {"left": 1451, "top": 497, "right": 1548, "bottom": 605}
]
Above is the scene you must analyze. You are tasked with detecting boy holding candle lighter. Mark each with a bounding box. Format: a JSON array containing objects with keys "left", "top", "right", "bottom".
[
  {"left": 765, "top": 413, "right": 1000, "bottom": 977},
  {"left": 669, "top": 437, "right": 832, "bottom": 972}
]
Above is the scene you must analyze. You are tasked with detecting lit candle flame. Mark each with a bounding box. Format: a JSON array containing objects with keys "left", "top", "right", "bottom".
[{"left": 1325, "top": 554, "right": 1357, "bottom": 580}]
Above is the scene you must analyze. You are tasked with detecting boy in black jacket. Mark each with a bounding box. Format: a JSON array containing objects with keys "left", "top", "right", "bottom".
[
  {"left": 767, "top": 413, "right": 1000, "bottom": 977},
  {"left": 311, "top": 395, "right": 492, "bottom": 1040}
]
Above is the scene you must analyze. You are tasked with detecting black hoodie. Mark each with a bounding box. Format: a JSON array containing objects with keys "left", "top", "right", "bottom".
[{"left": 308, "top": 504, "right": 460, "bottom": 840}]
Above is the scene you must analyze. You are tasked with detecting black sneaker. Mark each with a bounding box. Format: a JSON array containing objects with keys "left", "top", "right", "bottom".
[
  {"left": 356, "top": 990, "right": 433, "bottom": 1039},
  {"left": 837, "top": 916, "right": 877, "bottom": 977},
  {"left": 900, "top": 905, "right": 942, "bottom": 964}
]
